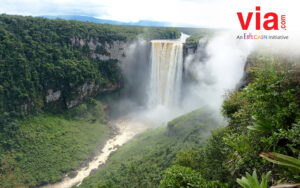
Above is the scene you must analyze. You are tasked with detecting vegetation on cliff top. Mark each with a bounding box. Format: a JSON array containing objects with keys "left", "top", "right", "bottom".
[{"left": 177, "top": 27, "right": 216, "bottom": 45}]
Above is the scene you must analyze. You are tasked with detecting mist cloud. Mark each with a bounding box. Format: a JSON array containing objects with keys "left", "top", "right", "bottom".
[{"left": 182, "top": 32, "right": 253, "bottom": 113}]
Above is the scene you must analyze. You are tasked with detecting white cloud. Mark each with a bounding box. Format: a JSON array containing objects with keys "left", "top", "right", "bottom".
[{"left": 0, "top": 0, "right": 299, "bottom": 29}]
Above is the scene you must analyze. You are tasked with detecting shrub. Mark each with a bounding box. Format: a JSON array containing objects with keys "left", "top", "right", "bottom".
[{"left": 236, "top": 170, "right": 271, "bottom": 188}]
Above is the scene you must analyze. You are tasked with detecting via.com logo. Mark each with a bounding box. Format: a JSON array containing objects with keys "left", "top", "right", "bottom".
[{"left": 237, "top": 6, "right": 286, "bottom": 30}]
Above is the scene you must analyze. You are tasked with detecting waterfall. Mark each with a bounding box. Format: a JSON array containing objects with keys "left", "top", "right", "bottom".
[{"left": 149, "top": 40, "right": 183, "bottom": 108}]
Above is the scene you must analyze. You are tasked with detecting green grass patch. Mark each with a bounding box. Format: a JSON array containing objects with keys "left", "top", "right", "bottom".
[{"left": 0, "top": 101, "right": 109, "bottom": 187}]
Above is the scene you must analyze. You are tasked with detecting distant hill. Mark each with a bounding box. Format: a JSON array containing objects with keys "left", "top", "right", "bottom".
[{"left": 43, "top": 15, "right": 171, "bottom": 27}]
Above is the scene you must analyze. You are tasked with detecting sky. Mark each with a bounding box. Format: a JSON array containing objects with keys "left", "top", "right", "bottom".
[{"left": 0, "top": 0, "right": 299, "bottom": 29}]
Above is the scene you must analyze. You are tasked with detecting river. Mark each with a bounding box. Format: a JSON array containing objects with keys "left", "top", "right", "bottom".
[{"left": 41, "top": 117, "right": 150, "bottom": 188}]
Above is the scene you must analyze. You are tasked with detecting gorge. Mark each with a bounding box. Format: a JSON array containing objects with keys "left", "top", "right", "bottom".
[
  {"left": 1, "top": 14, "right": 298, "bottom": 188},
  {"left": 42, "top": 33, "right": 191, "bottom": 187},
  {"left": 43, "top": 31, "right": 252, "bottom": 187}
]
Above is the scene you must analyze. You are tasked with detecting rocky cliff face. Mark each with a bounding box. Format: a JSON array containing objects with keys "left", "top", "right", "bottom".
[
  {"left": 44, "top": 82, "right": 99, "bottom": 109},
  {"left": 65, "top": 81, "right": 119, "bottom": 109},
  {"left": 71, "top": 37, "right": 130, "bottom": 61},
  {"left": 27, "top": 37, "right": 131, "bottom": 112},
  {"left": 183, "top": 39, "right": 208, "bottom": 63},
  {"left": 183, "top": 43, "right": 198, "bottom": 57},
  {"left": 39, "top": 38, "right": 204, "bottom": 111},
  {"left": 182, "top": 40, "right": 208, "bottom": 85}
]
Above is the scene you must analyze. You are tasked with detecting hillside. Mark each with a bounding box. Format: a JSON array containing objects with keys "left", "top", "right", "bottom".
[
  {"left": 43, "top": 15, "right": 171, "bottom": 27},
  {"left": 160, "top": 55, "right": 300, "bottom": 187},
  {"left": 79, "top": 53, "right": 300, "bottom": 188},
  {"left": 79, "top": 108, "right": 223, "bottom": 187}
]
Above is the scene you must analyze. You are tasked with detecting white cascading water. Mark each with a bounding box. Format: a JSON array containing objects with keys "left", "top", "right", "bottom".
[{"left": 149, "top": 40, "right": 183, "bottom": 107}]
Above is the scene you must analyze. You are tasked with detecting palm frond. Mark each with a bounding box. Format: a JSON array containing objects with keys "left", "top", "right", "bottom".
[{"left": 260, "top": 152, "right": 300, "bottom": 170}]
